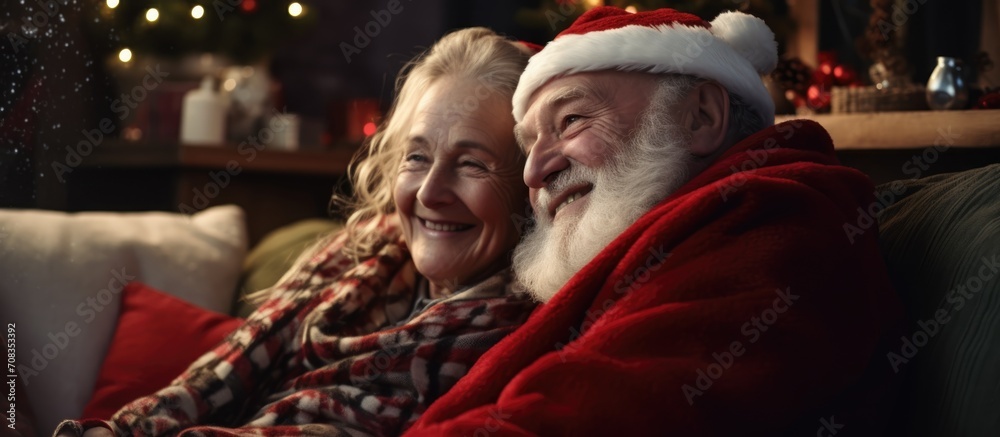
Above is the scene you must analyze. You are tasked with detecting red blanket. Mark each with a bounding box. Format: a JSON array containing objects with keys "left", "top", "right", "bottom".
[{"left": 404, "top": 120, "right": 903, "bottom": 436}]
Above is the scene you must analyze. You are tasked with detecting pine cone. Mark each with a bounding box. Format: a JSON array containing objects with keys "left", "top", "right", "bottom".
[{"left": 771, "top": 58, "right": 813, "bottom": 96}]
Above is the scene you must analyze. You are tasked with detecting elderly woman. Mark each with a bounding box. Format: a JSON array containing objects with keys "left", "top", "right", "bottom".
[{"left": 54, "top": 27, "right": 536, "bottom": 437}]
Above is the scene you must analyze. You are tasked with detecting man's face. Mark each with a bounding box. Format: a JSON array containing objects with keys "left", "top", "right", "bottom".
[
  {"left": 516, "top": 71, "right": 660, "bottom": 223},
  {"left": 512, "top": 72, "right": 695, "bottom": 302}
]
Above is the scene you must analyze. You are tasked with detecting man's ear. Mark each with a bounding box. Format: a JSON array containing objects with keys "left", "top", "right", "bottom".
[{"left": 677, "top": 81, "right": 730, "bottom": 157}]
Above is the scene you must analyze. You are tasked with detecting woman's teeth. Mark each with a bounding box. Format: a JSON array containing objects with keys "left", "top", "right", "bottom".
[
  {"left": 423, "top": 220, "right": 471, "bottom": 232},
  {"left": 556, "top": 192, "right": 585, "bottom": 213}
]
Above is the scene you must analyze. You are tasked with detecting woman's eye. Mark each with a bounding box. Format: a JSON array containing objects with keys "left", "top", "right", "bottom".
[
  {"left": 405, "top": 153, "right": 427, "bottom": 163},
  {"left": 461, "top": 160, "right": 487, "bottom": 170}
]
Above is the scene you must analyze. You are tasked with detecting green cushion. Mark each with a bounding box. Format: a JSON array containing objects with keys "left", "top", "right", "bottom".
[
  {"left": 877, "top": 164, "right": 1000, "bottom": 436},
  {"left": 234, "top": 219, "right": 343, "bottom": 317}
]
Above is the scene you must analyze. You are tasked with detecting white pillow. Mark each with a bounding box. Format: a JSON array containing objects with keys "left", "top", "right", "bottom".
[{"left": 0, "top": 205, "right": 247, "bottom": 433}]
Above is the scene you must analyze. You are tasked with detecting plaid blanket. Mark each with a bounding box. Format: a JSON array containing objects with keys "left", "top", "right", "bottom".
[{"left": 55, "top": 215, "right": 536, "bottom": 437}]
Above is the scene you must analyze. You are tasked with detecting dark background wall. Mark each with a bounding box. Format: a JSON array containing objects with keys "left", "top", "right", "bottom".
[
  {"left": 0, "top": 0, "right": 991, "bottom": 211},
  {"left": 0, "top": 0, "right": 543, "bottom": 210}
]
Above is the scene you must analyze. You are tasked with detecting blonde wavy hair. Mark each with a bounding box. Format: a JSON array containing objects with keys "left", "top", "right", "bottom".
[
  {"left": 246, "top": 28, "right": 532, "bottom": 306},
  {"left": 335, "top": 27, "right": 534, "bottom": 261}
]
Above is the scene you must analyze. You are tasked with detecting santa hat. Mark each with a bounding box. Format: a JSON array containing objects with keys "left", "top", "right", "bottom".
[{"left": 512, "top": 6, "right": 778, "bottom": 125}]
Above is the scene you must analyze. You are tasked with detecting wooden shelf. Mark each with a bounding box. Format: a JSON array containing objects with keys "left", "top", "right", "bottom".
[
  {"left": 67, "top": 140, "right": 361, "bottom": 246},
  {"left": 81, "top": 141, "right": 358, "bottom": 176},
  {"left": 775, "top": 110, "right": 1000, "bottom": 150}
]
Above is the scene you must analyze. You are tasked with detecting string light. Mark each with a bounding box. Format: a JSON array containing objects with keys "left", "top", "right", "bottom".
[
  {"left": 118, "top": 48, "right": 132, "bottom": 63},
  {"left": 288, "top": 2, "right": 303, "bottom": 17},
  {"left": 145, "top": 8, "right": 159, "bottom": 22},
  {"left": 191, "top": 5, "right": 205, "bottom": 19},
  {"left": 106, "top": 0, "right": 119, "bottom": 8},
  {"left": 625, "top": 5, "right": 638, "bottom": 13}
]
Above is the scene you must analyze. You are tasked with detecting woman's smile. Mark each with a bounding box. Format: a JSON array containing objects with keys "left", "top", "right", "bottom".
[{"left": 418, "top": 217, "right": 476, "bottom": 233}]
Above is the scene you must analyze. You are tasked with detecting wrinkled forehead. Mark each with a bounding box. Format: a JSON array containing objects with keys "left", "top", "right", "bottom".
[
  {"left": 520, "top": 70, "right": 656, "bottom": 122},
  {"left": 529, "top": 74, "right": 603, "bottom": 109},
  {"left": 516, "top": 72, "right": 643, "bottom": 140},
  {"left": 516, "top": 76, "right": 597, "bottom": 129}
]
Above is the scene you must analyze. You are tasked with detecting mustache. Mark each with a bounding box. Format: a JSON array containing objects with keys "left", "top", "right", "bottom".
[{"left": 534, "top": 161, "right": 601, "bottom": 214}]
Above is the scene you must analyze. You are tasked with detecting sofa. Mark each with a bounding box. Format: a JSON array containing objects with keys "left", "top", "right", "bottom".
[
  {"left": 0, "top": 205, "right": 342, "bottom": 434},
  {"left": 1, "top": 164, "right": 997, "bottom": 436}
]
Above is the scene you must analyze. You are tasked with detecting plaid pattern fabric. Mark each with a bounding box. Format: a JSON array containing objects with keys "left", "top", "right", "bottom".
[{"left": 54, "top": 215, "right": 536, "bottom": 437}]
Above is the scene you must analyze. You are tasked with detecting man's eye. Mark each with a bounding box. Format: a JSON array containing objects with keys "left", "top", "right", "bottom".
[
  {"left": 562, "top": 115, "right": 582, "bottom": 129},
  {"left": 461, "top": 160, "right": 487, "bottom": 170}
]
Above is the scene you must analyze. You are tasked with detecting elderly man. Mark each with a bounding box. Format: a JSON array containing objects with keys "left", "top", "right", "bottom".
[{"left": 406, "top": 6, "right": 902, "bottom": 436}]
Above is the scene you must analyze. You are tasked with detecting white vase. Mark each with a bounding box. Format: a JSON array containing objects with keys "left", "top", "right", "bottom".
[{"left": 926, "top": 56, "right": 969, "bottom": 110}]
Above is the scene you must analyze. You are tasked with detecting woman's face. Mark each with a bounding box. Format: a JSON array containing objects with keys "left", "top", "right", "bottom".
[{"left": 394, "top": 77, "right": 527, "bottom": 294}]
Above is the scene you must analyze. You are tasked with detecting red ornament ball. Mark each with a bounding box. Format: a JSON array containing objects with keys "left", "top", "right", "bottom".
[
  {"left": 819, "top": 62, "right": 834, "bottom": 77},
  {"left": 818, "top": 51, "right": 837, "bottom": 67},
  {"left": 807, "top": 83, "right": 831, "bottom": 110},
  {"left": 812, "top": 70, "right": 834, "bottom": 88},
  {"left": 833, "top": 65, "right": 857, "bottom": 86}
]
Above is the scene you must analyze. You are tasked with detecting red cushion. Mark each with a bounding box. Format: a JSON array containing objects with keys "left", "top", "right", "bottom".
[{"left": 81, "top": 282, "right": 243, "bottom": 419}]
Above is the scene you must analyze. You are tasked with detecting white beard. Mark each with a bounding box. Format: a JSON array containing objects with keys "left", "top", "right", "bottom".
[{"left": 513, "top": 83, "right": 694, "bottom": 303}]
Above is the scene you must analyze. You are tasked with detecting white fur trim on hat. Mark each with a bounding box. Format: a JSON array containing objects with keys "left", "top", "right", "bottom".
[{"left": 512, "top": 11, "right": 777, "bottom": 126}]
